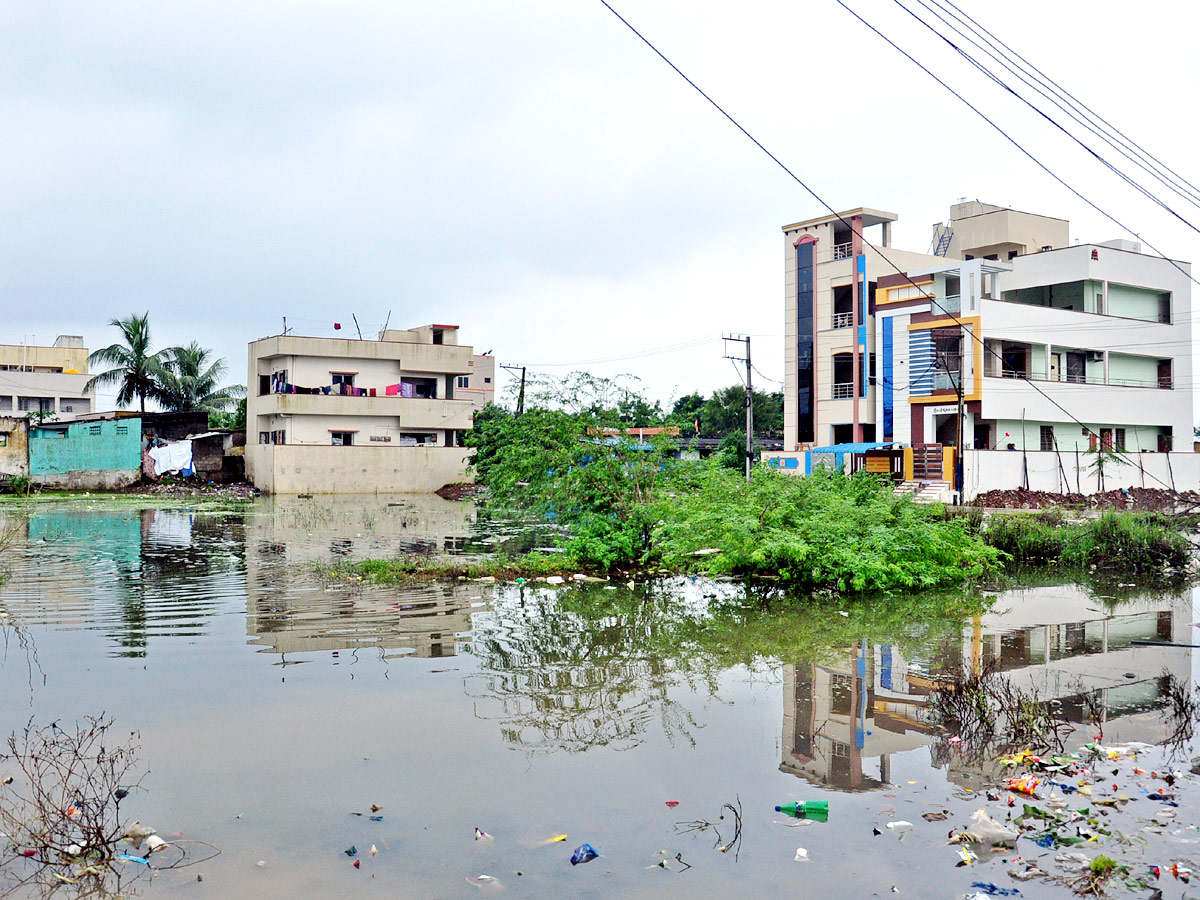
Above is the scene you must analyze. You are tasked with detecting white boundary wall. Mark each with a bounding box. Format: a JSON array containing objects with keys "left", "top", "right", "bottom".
[{"left": 963, "top": 449, "right": 1200, "bottom": 499}]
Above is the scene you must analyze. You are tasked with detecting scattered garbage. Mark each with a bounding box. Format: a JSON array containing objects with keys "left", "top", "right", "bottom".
[
  {"left": 665, "top": 800, "right": 680, "bottom": 808},
  {"left": 466, "top": 874, "right": 503, "bottom": 893},
  {"left": 885, "top": 821, "right": 913, "bottom": 831},
  {"left": 775, "top": 800, "right": 828, "bottom": 822},
  {"left": 344, "top": 845, "right": 357, "bottom": 857},
  {"left": 369, "top": 844, "right": 378, "bottom": 857},
  {"left": 570, "top": 843, "right": 599, "bottom": 866},
  {"left": 949, "top": 809, "right": 1020, "bottom": 846},
  {"left": 794, "top": 847, "right": 809, "bottom": 862},
  {"left": 474, "top": 827, "right": 493, "bottom": 841},
  {"left": 968, "top": 883, "right": 1021, "bottom": 896}
]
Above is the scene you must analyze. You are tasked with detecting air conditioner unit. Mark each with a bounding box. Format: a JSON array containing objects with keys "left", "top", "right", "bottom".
[{"left": 1086, "top": 351, "right": 1104, "bottom": 362}]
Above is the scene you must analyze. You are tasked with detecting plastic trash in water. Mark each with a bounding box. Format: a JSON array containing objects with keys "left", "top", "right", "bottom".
[
  {"left": 352, "top": 859, "right": 361, "bottom": 869},
  {"left": 144, "top": 835, "right": 168, "bottom": 854},
  {"left": 534, "top": 834, "right": 567, "bottom": 847},
  {"left": 775, "top": 801, "right": 829, "bottom": 822},
  {"left": 794, "top": 847, "right": 810, "bottom": 862},
  {"left": 1005, "top": 774, "right": 1039, "bottom": 797},
  {"left": 885, "top": 821, "right": 913, "bottom": 831},
  {"left": 344, "top": 845, "right": 358, "bottom": 857},
  {"left": 665, "top": 800, "right": 680, "bottom": 808},
  {"left": 955, "top": 809, "right": 1020, "bottom": 846},
  {"left": 467, "top": 875, "right": 504, "bottom": 893},
  {"left": 369, "top": 844, "right": 378, "bottom": 857},
  {"left": 969, "top": 883, "right": 1021, "bottom": 896},
  {"left": 474, "top": 827, "right": 494, "bottom": 842},
  {"left": 570, "top": 843, "right": 599, "bottom": 866}
]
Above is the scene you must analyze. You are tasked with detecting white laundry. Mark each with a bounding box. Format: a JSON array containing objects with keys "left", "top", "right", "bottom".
[{"left": 149, "top": 440, "right": 194, "bottom": 476}]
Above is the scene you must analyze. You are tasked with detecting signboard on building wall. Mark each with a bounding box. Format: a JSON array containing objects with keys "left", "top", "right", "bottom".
[{"left": 369, "top": 435, "right": 391, "bottom": 442}]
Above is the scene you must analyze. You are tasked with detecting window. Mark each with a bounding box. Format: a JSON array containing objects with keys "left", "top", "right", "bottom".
[
  {"left": 18, "top": 397, "right": 53, "bottom": 413},
  {"left": 456, "top": 376, "right": 470, "bottom": 389},
  {"left": 269, "top": 430, "right": 286, "bottom": 445},
  {"left": 259, "top": 374, "right": 270, "bottom": 396},
  {"left": 1114, "top": 428, "right": 1126, "bottom": 451},
  {"left": 1100, "top": 428, "right": 1113, "bottom": 450},
  {"left": 331, "top": 373, "right": 355, "bottom": 388},
  {"left": 483, "top": 377, "right": 491, "bottom": 384},
  {"left": 330, "top": 431, "right": 354, "bottom": 446},
  {"left": 1039, "top": 425, "right": 1054, "bottom": 452},
  {"left": 0, "top": 398, "right": 10, "bottom": 411},
  {"left": 88, "top": 425, "right": 102, "bottom": 435},
  {"left": 259, "top": 432, "right": 270, "bottom": 444},
  {"left": 115, "top": 425, "right": 128, "bottom": 435}
]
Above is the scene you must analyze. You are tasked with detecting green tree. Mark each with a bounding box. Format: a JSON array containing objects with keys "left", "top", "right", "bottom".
[
  {"left": 85, "top": 312, "right": 163, "bottom": 413},
  {"left": 152, "top": 342, "right": 244, "bottom": 414},
  {"left": 694, "top": 385, "right": 784, "bottom": 437},
  {"left": 466, "top": 373, "right": 675, "bottom": 569}
]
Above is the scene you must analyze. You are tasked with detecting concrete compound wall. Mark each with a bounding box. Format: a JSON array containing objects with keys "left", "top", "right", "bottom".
[
  {"left": 246, "top": 443, "right": 472, "bottom": 494},
  {"left": 963, "top": 449, "right": 1200, "bottom": 500}
]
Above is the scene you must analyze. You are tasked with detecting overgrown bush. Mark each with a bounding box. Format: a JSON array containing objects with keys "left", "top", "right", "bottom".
[
  {"left": 654, "top": 466, "right": 1002, "bottom": 591},
  {"left": 985, "top": 510, "right": 1191, "bottom": 572}
]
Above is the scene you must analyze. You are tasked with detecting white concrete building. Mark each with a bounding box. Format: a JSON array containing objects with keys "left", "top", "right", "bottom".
[
  {"left": 780, "top": 200, "right": 1191, "bottom": 462},
  {"left": 245, "top": 324, "right": 494, "bottom": 494},
  {"left": 874, "top": 228, "right": 1190, "bottom": 456},
  {"left": 0, "top": 335, "right": 94, "bottom": 418}
]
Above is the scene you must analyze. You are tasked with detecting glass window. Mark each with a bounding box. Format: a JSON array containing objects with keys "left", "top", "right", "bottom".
[
  {"left": 331, "top": 373, "right": 355, "bottom": 387},
  {"left": 330, "top": 431, "right": 354, "bottom": 446}
]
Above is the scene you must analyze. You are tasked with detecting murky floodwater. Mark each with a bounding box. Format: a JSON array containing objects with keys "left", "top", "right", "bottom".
[{"left": 0, "top": 496, "right": 1196, "bottom": 899}]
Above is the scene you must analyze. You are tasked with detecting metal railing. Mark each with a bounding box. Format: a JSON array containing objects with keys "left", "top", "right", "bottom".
[
  {"left": 832, "top": 382, "right": 855, "bottom": 399},
  {"left": 832, "top": 242, "right": 854, "bottom": 260},
  {"left": 832, "top": 311, "right": 854, "bottom": 329}
]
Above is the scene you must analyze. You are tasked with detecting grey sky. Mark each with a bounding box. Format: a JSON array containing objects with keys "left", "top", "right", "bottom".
[{"left": 3, "top": 1, "right": 1196, "bottom": 411}]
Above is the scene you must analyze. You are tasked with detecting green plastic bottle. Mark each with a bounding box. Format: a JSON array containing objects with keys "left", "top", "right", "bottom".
[{"left": 774, "top": 801, "right": 829, "bottom": 822}]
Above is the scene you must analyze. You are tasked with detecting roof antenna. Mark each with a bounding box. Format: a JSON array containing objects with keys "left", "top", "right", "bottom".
[
  {"left": 379, "top": 310, "right": 391, "bottom": 340},
  {"left": 352, "top": 314, "right": 364, "bottom": 340}
]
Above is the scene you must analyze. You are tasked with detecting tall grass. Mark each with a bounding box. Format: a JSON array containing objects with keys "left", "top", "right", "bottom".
[{"left": 985, "top": 510, "right": 1191, "bottom": 572}]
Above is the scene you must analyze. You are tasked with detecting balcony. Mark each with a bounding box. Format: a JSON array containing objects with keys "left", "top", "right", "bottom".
[
  {"left": 934, "top": 294, "right": 960, "bottom": 316},
  {"left": 933, "top": 371, "right": 961, "bottom": 393},
  {"left": 832, "top": 382, "right": 855, "bottom": 399},
  {"left": 832, "top": 242, "right": 854, "bottom": 260},
  {"left": 255, "top": 393, "right": 475, "bottom": 430},
  {"left": 832, "top": 312, "right": 854, "bottom": 329}
]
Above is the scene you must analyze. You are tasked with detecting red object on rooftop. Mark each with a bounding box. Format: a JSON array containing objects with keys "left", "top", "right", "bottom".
[{"left": 334, "top": 323, "right": 342, "bottom": 330}]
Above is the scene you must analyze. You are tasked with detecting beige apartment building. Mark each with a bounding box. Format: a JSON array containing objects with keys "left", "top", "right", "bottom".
[
  {"left": 245, "top": 324, "right": 494, "bottom": 494},
  {"left": 0, "top": 335, "right": 94, "bottom": 418}
]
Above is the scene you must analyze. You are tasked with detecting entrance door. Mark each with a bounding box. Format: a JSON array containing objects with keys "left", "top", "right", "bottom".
[{"left": 912, "top": 444, "right": 943, "bottom": 480}]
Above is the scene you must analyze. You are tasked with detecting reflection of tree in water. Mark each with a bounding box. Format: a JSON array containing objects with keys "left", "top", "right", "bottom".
[
  {"left": 464, "top": 585, "right": 705, "bottom": 754},
  {"left": 464, "top": 581, "right": 983, "bottom": 754}
]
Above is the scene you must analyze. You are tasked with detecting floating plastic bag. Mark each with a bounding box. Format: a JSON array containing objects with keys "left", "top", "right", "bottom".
[
  {"left": 570, "top": 843, "right": 599, "bottom": 866},
  {"left": 962, "top": 809, "right": 1020, "bottom": 846}
]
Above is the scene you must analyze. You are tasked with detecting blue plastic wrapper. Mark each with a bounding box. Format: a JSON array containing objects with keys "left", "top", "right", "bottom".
[{"left": 570, "top": 843, "right": 599, "bottom": 866}]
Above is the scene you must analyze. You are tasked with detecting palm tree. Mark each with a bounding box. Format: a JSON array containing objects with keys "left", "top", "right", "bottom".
[
  {"left": 152, "top": 342, "right": 245, "bottom": 414},
  {"left": 85, "top": 312, "right": 162, "bottom": 413}
]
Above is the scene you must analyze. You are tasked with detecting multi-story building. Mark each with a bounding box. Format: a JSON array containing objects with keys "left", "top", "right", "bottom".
[
  {"left": 782, "top": 201, "right": 1191, "bottom": 458},
  {"left": 0, "top": 335, "right": 94, "bottom": 418},
  {"left": 245, "top": 324, "right": 493, "bottom": 494}
]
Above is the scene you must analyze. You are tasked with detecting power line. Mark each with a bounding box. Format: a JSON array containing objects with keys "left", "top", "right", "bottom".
[
  {"left": 597, "top": 0, "right": 1185, "bottom": 489},
  {"left": 891, "top": 0, "right": 1200, "bottom": 235},
  {"left": 935, "top": 0, "right": 1200, "bottom": 209},
  {"left": 522, "top": 334, "right": 720, "bottom": 367}
]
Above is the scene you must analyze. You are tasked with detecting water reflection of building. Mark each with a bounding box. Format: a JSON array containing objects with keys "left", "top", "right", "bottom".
[
  {"left": 781, "top": 585, "right": 1194, "bottom": 791},
  {"left": 243, "top": 492, "right": 483, "bottom": 658}
]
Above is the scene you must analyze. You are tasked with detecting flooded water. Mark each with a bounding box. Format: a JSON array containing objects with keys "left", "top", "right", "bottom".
[{"left": 0, "top": 496, "right": 1196, "bottom": 899}]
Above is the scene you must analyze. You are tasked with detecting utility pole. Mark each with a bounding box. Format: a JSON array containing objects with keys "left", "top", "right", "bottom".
[
  {"left": 723, "top": 335, "right": 753, "bottom": 482},
  {"left": 499, "top": 364, "right": 526, "bottom": 415}
]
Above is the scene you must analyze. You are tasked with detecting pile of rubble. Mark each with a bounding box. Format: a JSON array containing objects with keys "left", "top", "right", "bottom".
[{"left": 972, "top": 487, "right": 1200, "bottom": 512}]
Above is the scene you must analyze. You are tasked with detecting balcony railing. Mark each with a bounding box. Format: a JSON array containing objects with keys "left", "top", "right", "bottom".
[
  {"left": 935, "top": 294, "right": 961, "bottom": 315},
  {"left": 832, "top": 242, "right": 854, "bottom": 260},
  {"left": 933, "top": 371, "right": 961, "bottom": 392},
  {"left": 832, "top": 311, "right": 854, "bottom": 329},
  {"left": 832, "top": 382, "right": 855, "bottom": 399}
]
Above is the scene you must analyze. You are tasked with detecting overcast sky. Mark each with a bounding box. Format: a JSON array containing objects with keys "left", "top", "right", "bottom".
[{"left": 3, "top": 0, "right": 1196, "bottom": 413}]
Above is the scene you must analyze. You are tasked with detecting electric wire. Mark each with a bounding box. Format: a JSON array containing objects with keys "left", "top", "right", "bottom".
[
  {"left": 835, "top": 0, "right": 1197, "bottom": 293},
  {"left": 597, "top": 0, "right": 1184, "bottom": 488},
  {"left": 891, "top": 0, "right": 1200, "bottom": 235},
  {"left": 937, "top": 0, "right": 1200, "bottom": 207}
]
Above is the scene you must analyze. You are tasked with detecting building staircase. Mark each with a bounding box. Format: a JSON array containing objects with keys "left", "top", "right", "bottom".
[{"left": 894, "top": 480, "right": 953, "bottom": 503}]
